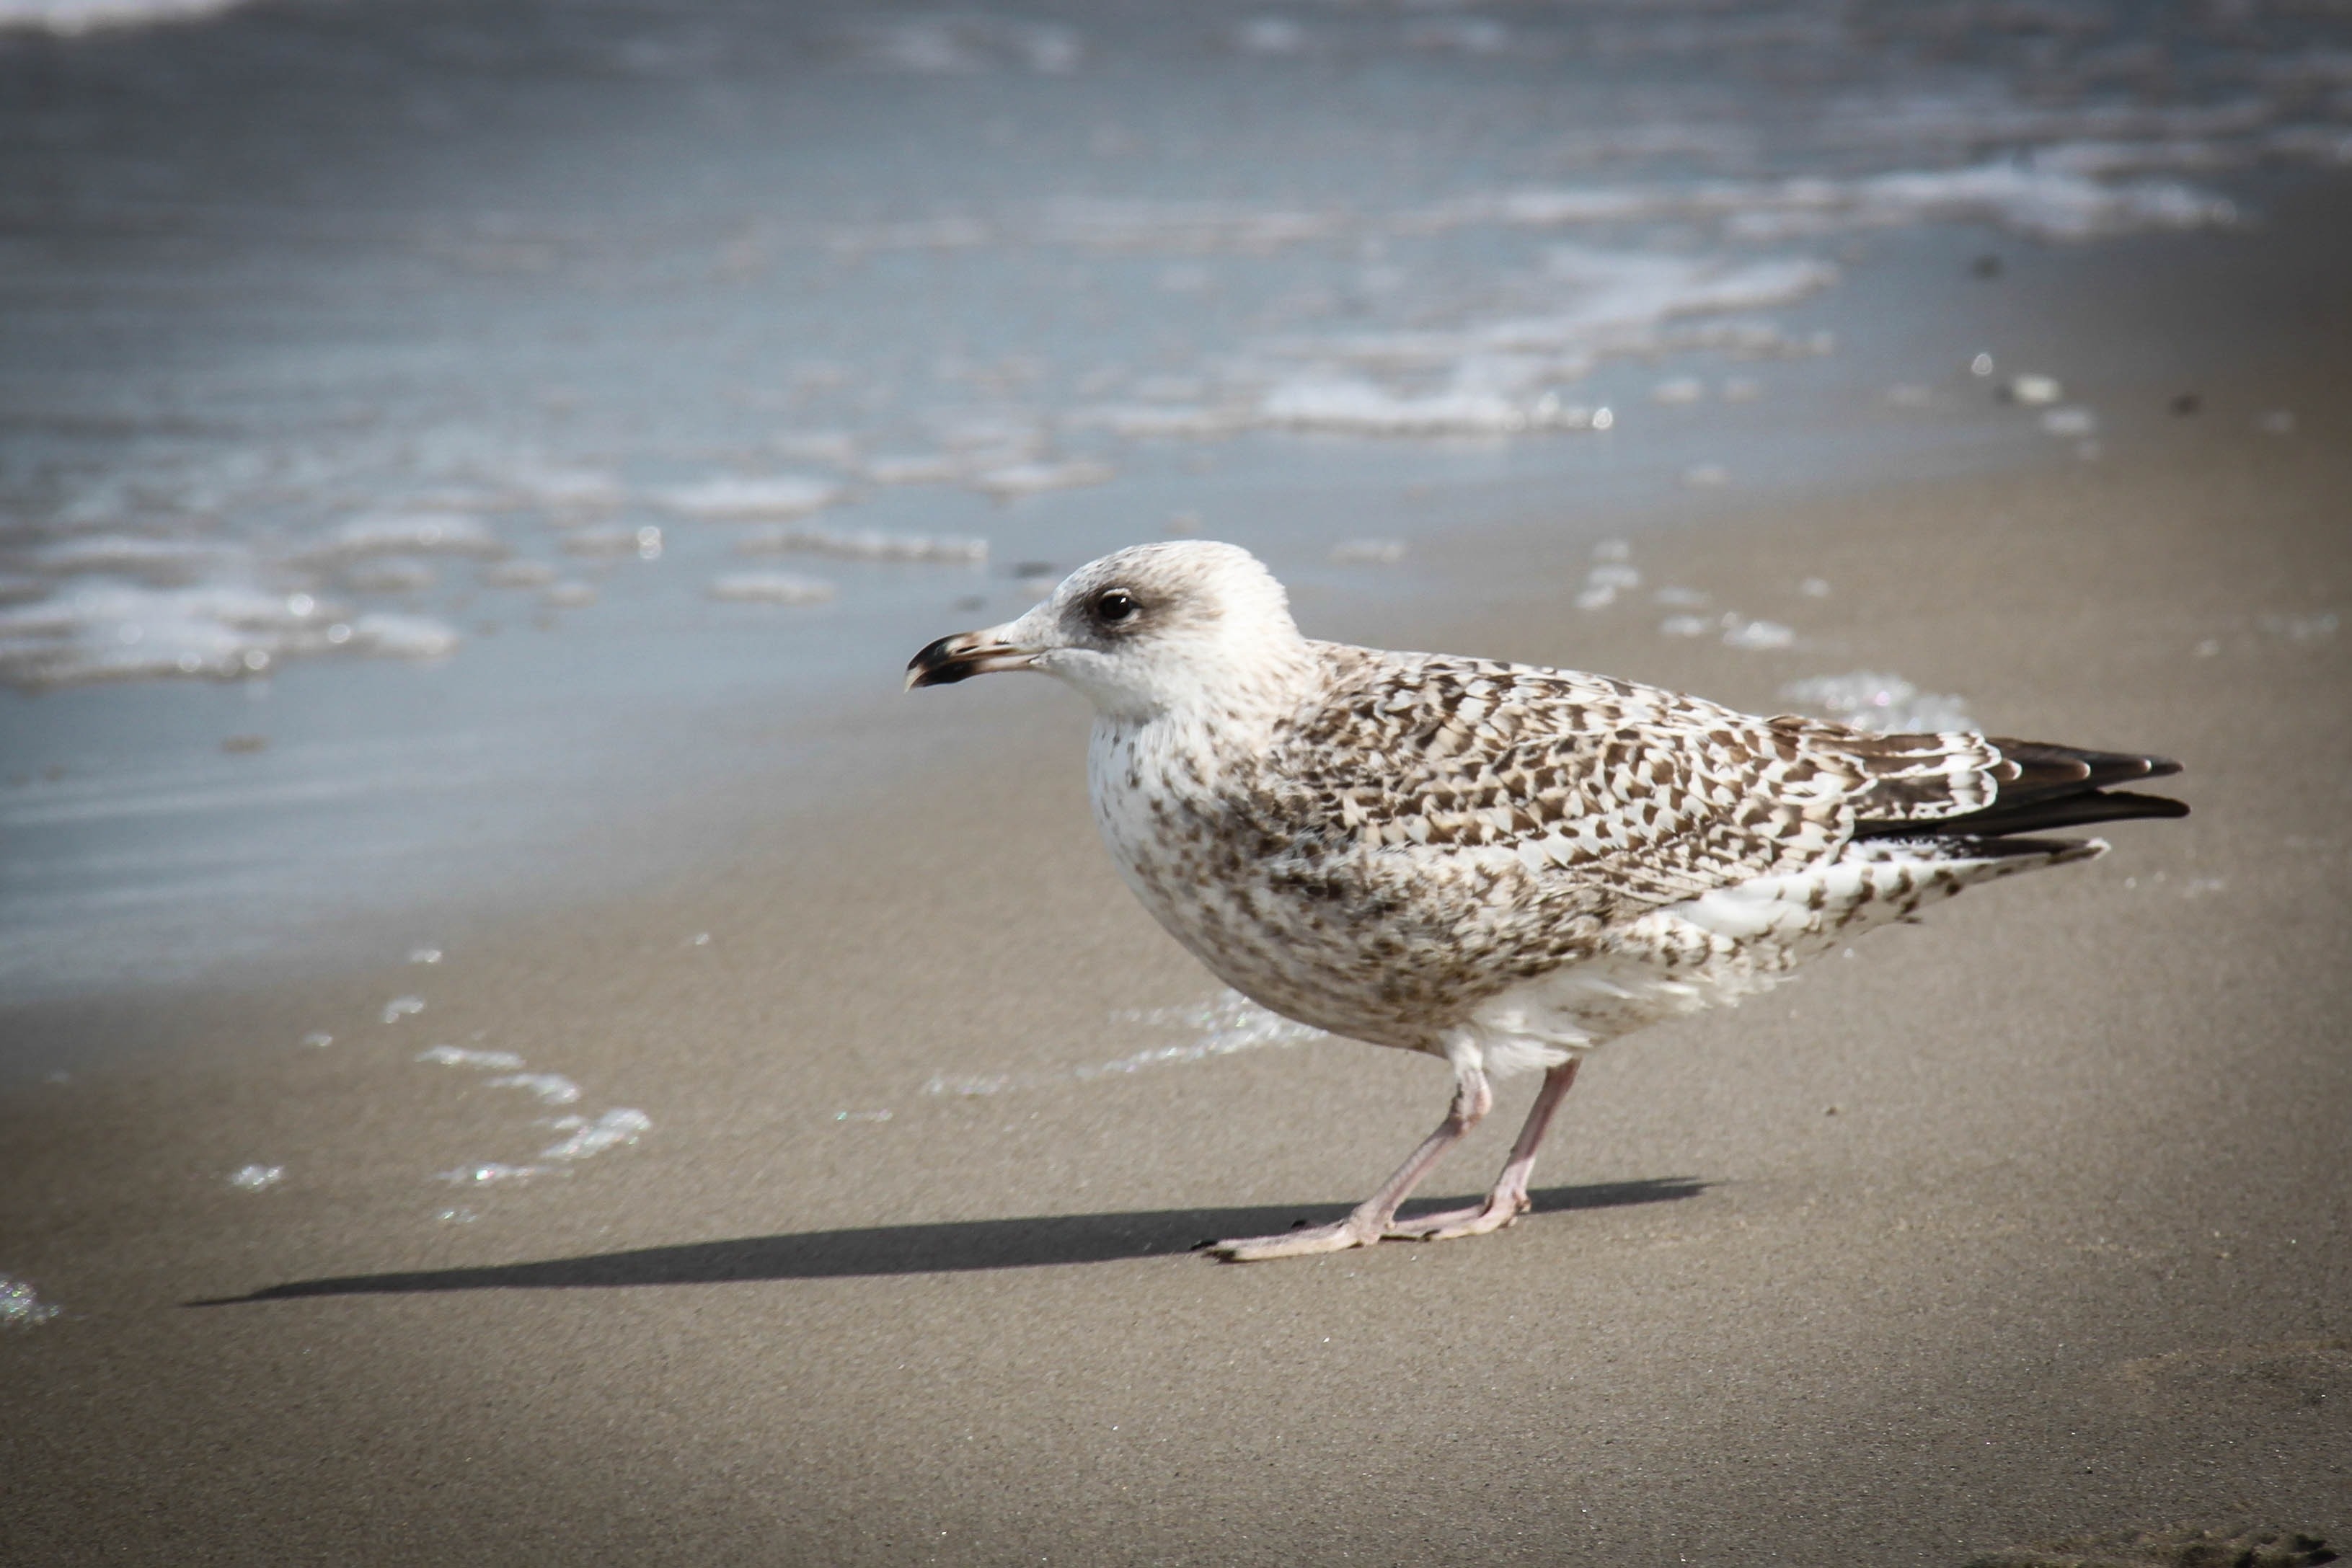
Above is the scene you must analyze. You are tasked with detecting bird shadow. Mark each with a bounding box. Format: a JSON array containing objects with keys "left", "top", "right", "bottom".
[{"left": 190, "top": 1177, "right": 1707, "bottom": 1305}]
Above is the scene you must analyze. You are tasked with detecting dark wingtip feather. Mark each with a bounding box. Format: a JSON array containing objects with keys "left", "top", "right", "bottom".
[
  {"left": 1857, "top": 787, "right": 2188, "bottom": 841},
  {"left": 1988, "top": 738, "right": 2183, "bottom": 793}
]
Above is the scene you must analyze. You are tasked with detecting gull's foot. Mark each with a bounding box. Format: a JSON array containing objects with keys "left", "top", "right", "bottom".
[
  {"left": 1384, "top": 1190, "right": 1528, "bottom": 1242},
  {"left": 1203, "top": 1217, "right": 1379, "bottom": 1262}
]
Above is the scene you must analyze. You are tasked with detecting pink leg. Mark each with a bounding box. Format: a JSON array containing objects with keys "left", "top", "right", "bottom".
[
  {"left": 1204, "top": 1067, "right": 1493, "bottom": 1262},
  {"left": 1385, "top": 1057, "right": 1583, "bottom": 1241}
]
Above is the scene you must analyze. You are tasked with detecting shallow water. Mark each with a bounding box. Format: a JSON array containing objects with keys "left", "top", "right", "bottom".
[{"left": 2, "top": 0, "right": 2346, "bottom": 1009}]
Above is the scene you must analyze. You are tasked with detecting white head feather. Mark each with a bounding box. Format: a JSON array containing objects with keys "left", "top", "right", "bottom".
[{"left": 990, "top": 541, "right": 1315, "bottom": 723}]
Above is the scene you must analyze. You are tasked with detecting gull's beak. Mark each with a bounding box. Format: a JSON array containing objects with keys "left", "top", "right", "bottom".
[{"left": 905, "top": 626, "right": 1038, "bottom": 690}]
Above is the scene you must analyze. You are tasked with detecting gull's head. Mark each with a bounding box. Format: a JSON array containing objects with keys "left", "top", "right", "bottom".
[{"left": 906, "top": 541, "right": 1309, "bottom": 721}]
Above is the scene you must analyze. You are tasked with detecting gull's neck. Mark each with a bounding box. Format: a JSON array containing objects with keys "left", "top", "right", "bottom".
[{"left": 1090, "top": 634, "right": 1327, "bottom": 786}]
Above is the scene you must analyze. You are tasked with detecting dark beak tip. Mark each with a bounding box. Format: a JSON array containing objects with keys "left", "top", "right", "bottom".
[{"left": 906, "top": 632, "right": 978, "bottom": 691}]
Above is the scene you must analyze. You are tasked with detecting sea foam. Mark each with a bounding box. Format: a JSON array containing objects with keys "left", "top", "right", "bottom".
[{"left": 1781, "top": 671, "right": 1975, "bottom": 734}]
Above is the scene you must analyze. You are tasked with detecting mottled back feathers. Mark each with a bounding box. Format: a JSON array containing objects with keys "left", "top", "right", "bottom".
[{"left": 1265, "top": 646, "right": 2092, "bottom": 895}]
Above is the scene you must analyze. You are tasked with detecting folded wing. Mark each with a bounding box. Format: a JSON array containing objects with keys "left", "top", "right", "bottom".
[{"left": 1274, "top": 650, "right": 2185, "bottom": 913}]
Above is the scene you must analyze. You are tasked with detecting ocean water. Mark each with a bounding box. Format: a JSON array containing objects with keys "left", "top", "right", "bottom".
[{"left": 2, "top": 0, "right": 2347, "bottom": 1009}]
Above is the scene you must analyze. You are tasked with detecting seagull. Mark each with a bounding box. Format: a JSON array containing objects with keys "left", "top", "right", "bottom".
[{"left": 907, "top": 541, "right": 2186, "bottom": 1262}]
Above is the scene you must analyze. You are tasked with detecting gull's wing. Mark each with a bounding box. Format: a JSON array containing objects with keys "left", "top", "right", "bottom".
[{"left": 1267, "top": 647, "right": 2057, "bottom": 908}]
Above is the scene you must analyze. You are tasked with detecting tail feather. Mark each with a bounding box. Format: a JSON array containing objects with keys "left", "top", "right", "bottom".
[{"left": 1854, "top": 738, "right": 2188, "bottom": 841}]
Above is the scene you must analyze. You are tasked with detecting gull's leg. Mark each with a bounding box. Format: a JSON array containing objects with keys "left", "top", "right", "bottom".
[
  {"left": 1385, "top": 1057, "right": 1582, "bottom": 1241},
  {"left": 1204, "top": 1066, "right": 1493, "bottom": 1262}
]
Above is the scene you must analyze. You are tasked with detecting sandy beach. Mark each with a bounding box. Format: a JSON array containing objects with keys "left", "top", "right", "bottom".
[{"left": 6, "top": 164, "right": 2348, "bottom": 1566}]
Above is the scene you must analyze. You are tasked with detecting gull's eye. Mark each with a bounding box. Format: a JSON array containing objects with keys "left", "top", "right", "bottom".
[{"left": 1090, "top": 588, "right": 1141, "bottom": 627}]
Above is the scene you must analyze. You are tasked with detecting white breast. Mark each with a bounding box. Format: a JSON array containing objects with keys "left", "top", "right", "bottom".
[{"left": 1087, "top": 717, "right": 1229, "bottom": 942}]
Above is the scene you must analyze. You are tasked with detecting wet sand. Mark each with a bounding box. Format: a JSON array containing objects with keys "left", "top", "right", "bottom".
[{"left": 5, "top": 217, "right": 2350, "bottom": 1567}]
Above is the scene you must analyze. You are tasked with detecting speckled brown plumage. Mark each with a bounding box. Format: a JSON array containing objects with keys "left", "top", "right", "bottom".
[{"left": 908, "top": 540, "right": 2187, "bottom": 1259}]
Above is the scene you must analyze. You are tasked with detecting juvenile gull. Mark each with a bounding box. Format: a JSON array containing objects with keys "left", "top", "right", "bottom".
[{"left": 908, "top": 541, "right": 2186, "bottom": 1262}]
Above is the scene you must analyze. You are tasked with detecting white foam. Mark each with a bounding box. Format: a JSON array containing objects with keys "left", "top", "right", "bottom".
[
  {"left": 2040, "top": 406, "right": 2097, "bottom": 436},
  {"left": 381, "top": 996, "right": 426, "bottom": 1022},
  {"left": 435, "top": 1162, "right": 548, "bottom": 1186},
  {"left": 1575, "top": 562, "right": 1642, "bottom": 610},
  {"left": 227, "top": 1164, "right": 283, "bottom": 1190},
  {"left": 841, "top": 16, "right": 1082, "bottom": 76},
  {"left": 734, "top": 525, "right": 986, "bottom": 564},
  {"left": 1232, "top": 249, "right": 1829, "bottom": 439},
  {"left": 417, "top": 1045, "right": 526, "bottom": 1070},
  {"left": 0, "top": 577, "right": 442, "bottom": 690},
  {"left": 32, "top": 535, "right": 231, "bottom": 581},
  {"left": 1329, "top": 539, "right": 1406, "bottom": 565},
  {"left": 302, "top": 512, "right": 505, "bottom": 562},
  {"left": 2258, "top": 611, "right": 2338, "bottom": 645},
  {"left": 1780, "top": 162, "right": 2234, "bottom": 241},
  {"left": 1433, "top": 160, "right": 2236, "bottom": 243},
  {"left": 0, "top": 0, "right": 244, "bottom": 34},
  {"left": 0, "top": 1274, "right": 62, "bottom": 1326},
  {"left": 539, "top": 1107, "right": 651, "bottom": 1160},
  {"left": 924, "top": 990, "right": 1322, "bottom": 1097},
  {"left": 707, "top": 572, "right": 839, "bottom": 606},
  {"left": 1781, "top": 671, "right": 1975, "bottom": 734},
  {"left": 1822, "top": 93, "right": 2277, "bottom": 156},
  {"left": 1090, "top": 990, "right": 1324, "bottom": 1077},
  {"left": 487, "top": 1072, "right": 582, "bottom": 1105},
  {"left": 922, "top": 1073, "right": 1015, "bottom": 1097},
  {"left": 1259, "top": 378, "right": 1597, "bottom": 436},
  {"left": 346, "top": 613, "right": 461, "bottom": 660},
  {"left": 1721, "top": 617, "right": 1795, "bottom": 650},
  {"left": 972, "top": 459, "right": 1114, "bottom": 497},
  {"left": 655, "top": 476, "right": 846, "bottom": 520},
  {"left": 0, "top": 538, "right": 437, "bottom": 690}
]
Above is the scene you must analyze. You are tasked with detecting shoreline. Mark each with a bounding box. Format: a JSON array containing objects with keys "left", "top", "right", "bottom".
[{"left": 10, "top": 121, "right": 2343, "bottom": 1011}]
